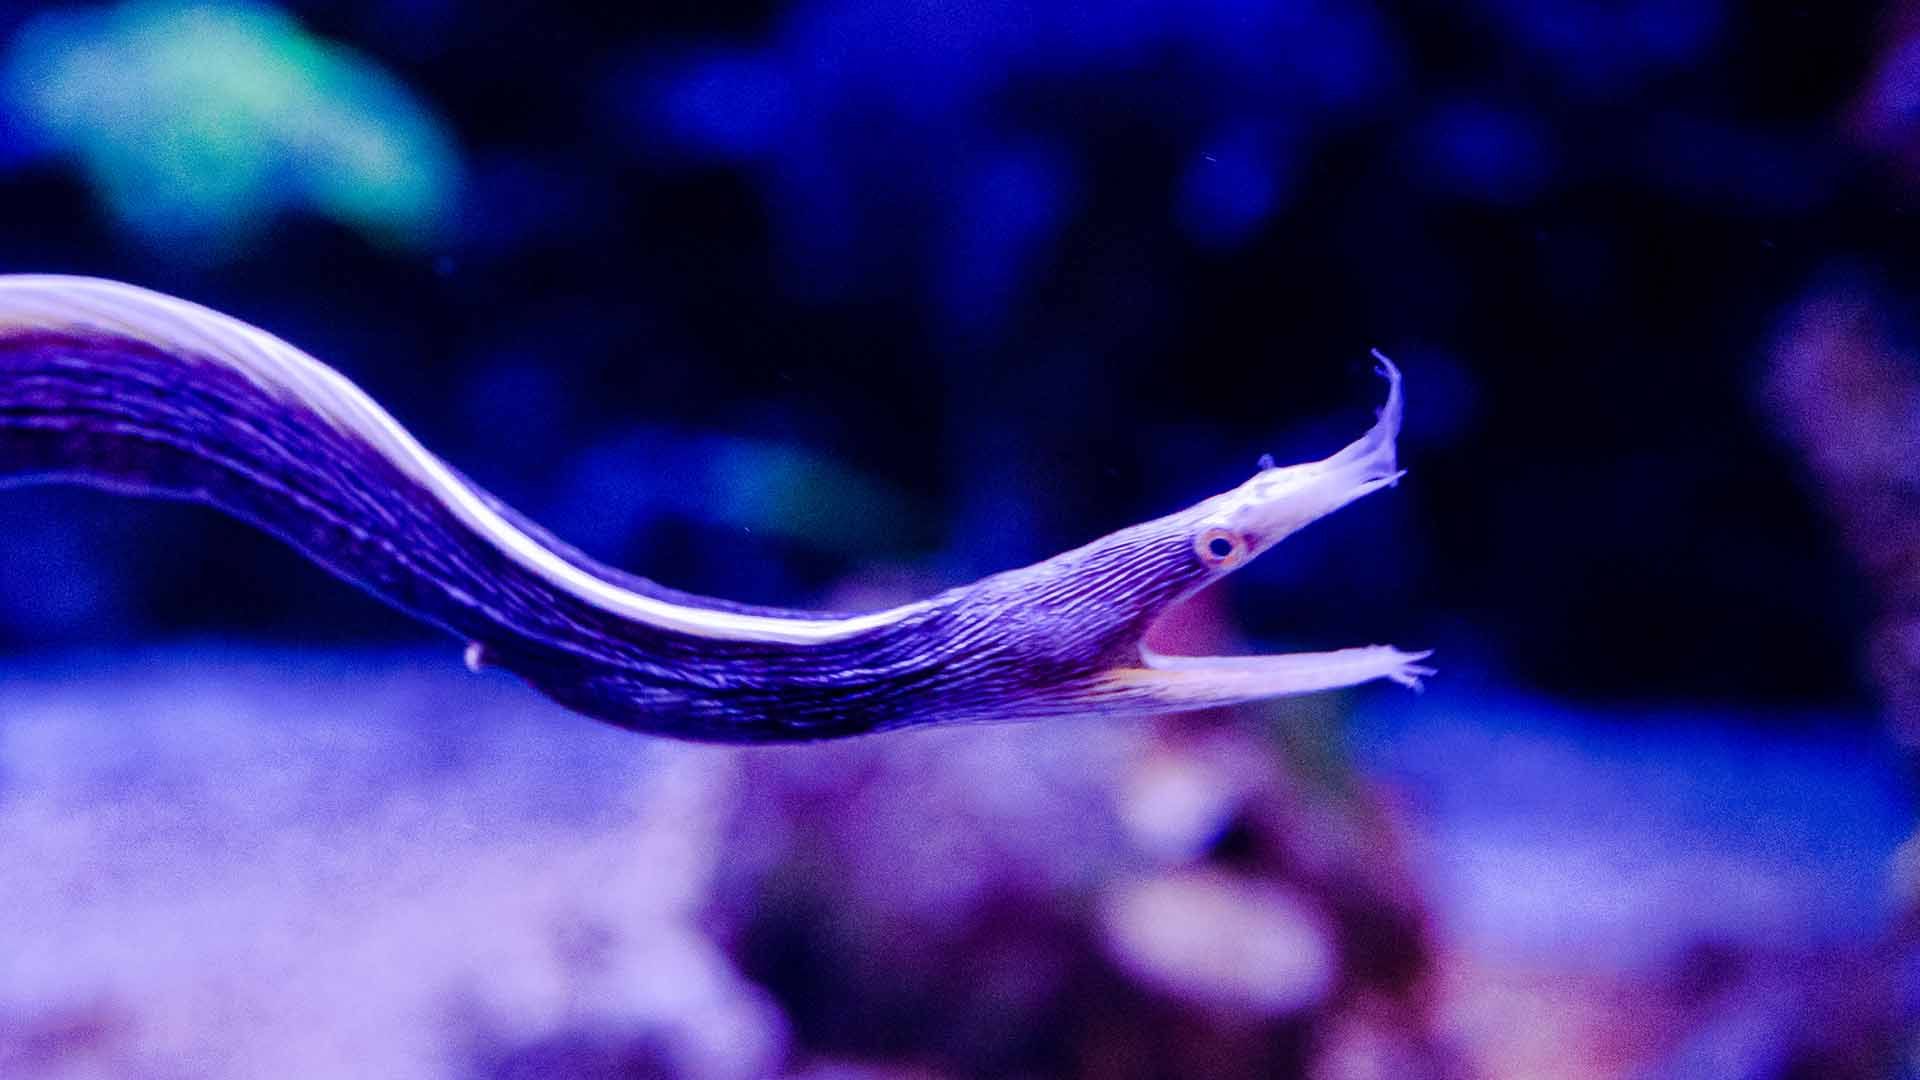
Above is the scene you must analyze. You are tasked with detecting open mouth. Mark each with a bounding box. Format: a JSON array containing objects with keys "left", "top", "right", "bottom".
[{"left": 1104, "top": 354, "right": 1434, "bottom": 708}]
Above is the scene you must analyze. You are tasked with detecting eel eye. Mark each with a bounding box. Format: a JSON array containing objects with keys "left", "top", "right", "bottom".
[{"left": 1195, "top": 527, "right": 1246, "bottom": 569}]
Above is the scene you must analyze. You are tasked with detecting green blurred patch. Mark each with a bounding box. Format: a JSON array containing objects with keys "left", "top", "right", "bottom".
[{"left": 4, "top": 0, "right": 460, "bottom": 255}]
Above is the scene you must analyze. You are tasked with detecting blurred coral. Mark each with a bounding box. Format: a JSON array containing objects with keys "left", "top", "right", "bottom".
[
  {"left": 1766, "top": 285, "right": 1920, "bottom": 746},
  {"left": 3, "top": 649, "right": 1906, "bottom": 1077},
  {"left": 1764, "top": 280, "right": 1920, "bottom": 1074}
]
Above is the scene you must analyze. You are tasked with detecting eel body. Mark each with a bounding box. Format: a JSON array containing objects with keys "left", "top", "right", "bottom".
[{"left": 0, "top": 275, "right": 1429, "bottom": 741}]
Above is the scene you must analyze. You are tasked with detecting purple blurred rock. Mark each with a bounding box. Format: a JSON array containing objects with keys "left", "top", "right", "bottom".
[{"left": 1099, "top": 870, "right": 1336, "bottom": 1017}]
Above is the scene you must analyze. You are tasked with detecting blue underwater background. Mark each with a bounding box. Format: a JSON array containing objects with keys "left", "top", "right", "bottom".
[{"left": 0, "top": 1, "right": 1917, "bottom": 1077}]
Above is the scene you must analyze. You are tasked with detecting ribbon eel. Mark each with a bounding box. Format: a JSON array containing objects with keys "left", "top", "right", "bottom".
[{"left": 0, "top": 275, "right": 1431, "bottom": 742}]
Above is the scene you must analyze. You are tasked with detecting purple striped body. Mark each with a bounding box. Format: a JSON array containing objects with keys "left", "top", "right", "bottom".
[{"left": 0, "top": 275, "right": 1430, "bottom": 741}]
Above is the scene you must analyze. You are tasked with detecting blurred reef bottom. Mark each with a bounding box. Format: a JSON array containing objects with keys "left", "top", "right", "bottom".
[{"left": 0, "top": 646, "right": 1910, "bottom": 1079}]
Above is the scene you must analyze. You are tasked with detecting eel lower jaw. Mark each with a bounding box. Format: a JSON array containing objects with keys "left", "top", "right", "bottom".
[
  {"left": 1146, "top": 642, "right": 1432, "bottom": 691},
  {"left": 1091, "top": 578, "right": 1434, "bottom": 711},
  {"left": 1093, "top": 642, "right": 1434, "bottom": 714}
]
